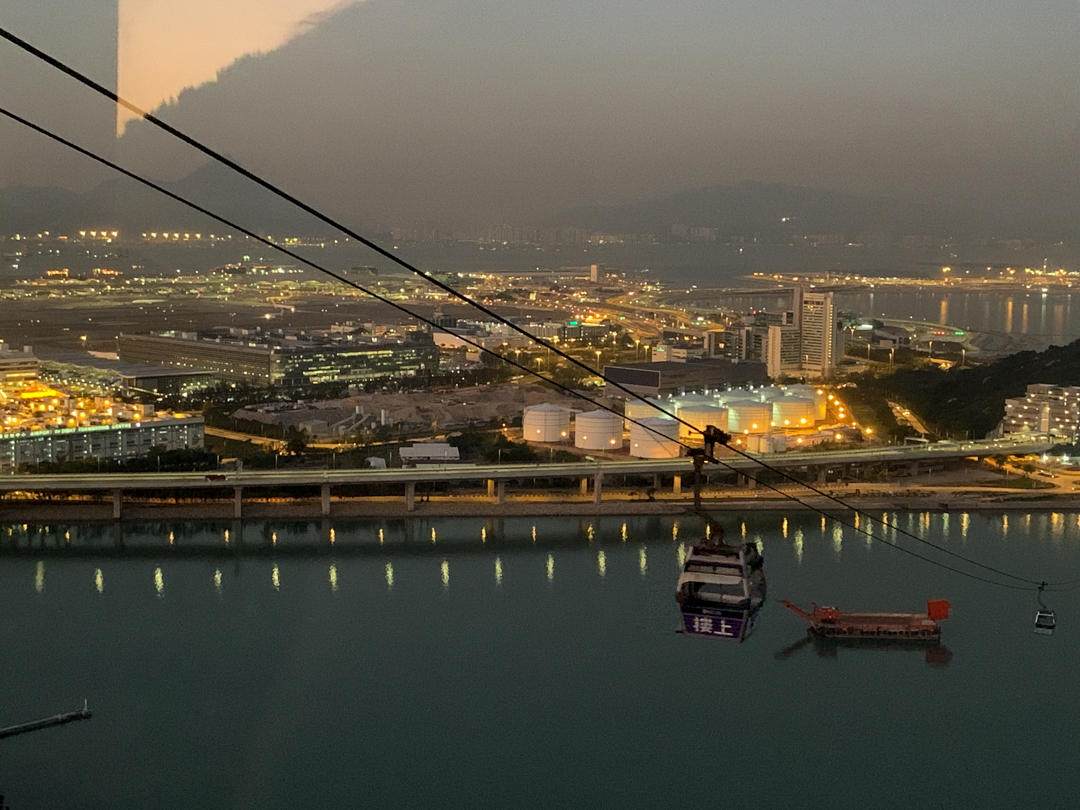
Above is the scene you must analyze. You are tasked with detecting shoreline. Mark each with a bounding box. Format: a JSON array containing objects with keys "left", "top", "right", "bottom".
[{"left": 4, "top": 492, "right": 1080, "bottom": 523}]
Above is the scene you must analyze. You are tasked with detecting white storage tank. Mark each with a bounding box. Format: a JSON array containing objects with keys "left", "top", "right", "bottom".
[
  {"left": 771, "top": 397, "right": 816, "bottom": 428},
  {"left": 785, "top": 384, "right": 828, "bottom": 418},
  {"left": 726, "top": 400, "right": 771, "bottom": 434},
  {"left": 624, "top": 397, "right": 675, "bottom": 423},
  {"left": 574, "top": 410, "right": 624, "bottom": 450},
  {"left": 522, "top": 403, "right": 571, "bottom": 443},
  {"left": 629, "top": 417, "right": 681, "bottom": 458},
  {"left": 677, "top": 404, "right": 729, "bottom": 439},
  {"left": 714, "top": 388, "right": 750, "bottom": 406},
  {"left": 673, "top": 394, "right": 715, "bottom": 414},
  {"left": 755, "top": 386, "right": 786, "bottom": 402}
]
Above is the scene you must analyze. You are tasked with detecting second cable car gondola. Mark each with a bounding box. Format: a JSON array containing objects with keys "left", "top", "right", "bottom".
[
  {"left": 1034, "top": 609, "right": 1056, "bottom": 635},
  {"left": 1035, "top": 583, "right": 1056, "bottom": 636}
]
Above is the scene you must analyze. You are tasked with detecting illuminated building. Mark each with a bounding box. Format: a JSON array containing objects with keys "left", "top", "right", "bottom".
[
  {"left": 0, "top": 416, "right": 204, "bottom": 471},
  {"left": 1001, "top": 384, "right": 1080, "bottom": 441},
  {"left": 795, "top": 288, "right": 844, "bottom": 377},
  {"left": 117, "top": 329, "right": 440, "bottom": 386},
  {"left": 0, "top": 343, "right": 39, "bottom": 382}
]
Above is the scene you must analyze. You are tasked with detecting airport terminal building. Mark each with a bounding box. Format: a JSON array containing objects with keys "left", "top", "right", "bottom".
[{"left": 118, "top": 330, "right": 441, "bottom": 387}]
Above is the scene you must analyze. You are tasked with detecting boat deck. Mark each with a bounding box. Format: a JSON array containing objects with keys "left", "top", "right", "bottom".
[{"left": 779, "top": 600, "right": 946, "bottom": 640}]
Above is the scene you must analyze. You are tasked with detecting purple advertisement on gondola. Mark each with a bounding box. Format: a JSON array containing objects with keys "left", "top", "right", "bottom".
[{"left": 681, "top": 610, "right": 749, "bottom": 639}]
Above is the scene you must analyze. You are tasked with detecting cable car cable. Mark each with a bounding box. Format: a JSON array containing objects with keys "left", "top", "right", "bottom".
[
  {"left": 0, "top": 105, "right": 1049, "bottom": 594},
  {"left": 0, "top": 26, "right": 1053, "bottom": 587},
  {"left": 0, "top": 105, "right": 687, "bottom": 452},
  {"left": 0, "top": 25, "right": 727, "bottom": 432},
  {"left": 0, "top": 34, "right": 1061, "bottom": 590}
]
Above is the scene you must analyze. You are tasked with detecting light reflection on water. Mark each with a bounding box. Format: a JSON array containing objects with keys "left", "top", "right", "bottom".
[
  {"left": 13, "top": 510, "right": 1077, "bottom": 598},
  {"left": 3, "top": 513, "right": 1080, "bottom": 809}
]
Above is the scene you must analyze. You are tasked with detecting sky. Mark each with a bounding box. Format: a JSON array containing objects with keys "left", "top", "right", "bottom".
[
  {"left": 117, "top": 0, "right": 351, "bottom": 131},
  {"left": 2, "top": 0, "right": 1080, "bottom": 228}
]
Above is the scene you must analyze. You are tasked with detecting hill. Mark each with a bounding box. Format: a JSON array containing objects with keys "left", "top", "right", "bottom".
[
  {"left": 548, "top": 180, "right": 963, "bottom": 240},
  {"left": 860, "top": 339, "right": 1080, "bottom": 439}
]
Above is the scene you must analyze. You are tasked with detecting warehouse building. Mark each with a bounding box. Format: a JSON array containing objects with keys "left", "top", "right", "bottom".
[{"left": 602, "top": 358, "right": 768, "bottom": 397}]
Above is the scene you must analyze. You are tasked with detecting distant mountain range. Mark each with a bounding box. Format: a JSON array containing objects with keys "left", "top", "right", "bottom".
[
  {"left": 547, "top": 180, "right": 965, "bottom": 239},
  {"left": 0, "top": 161, "right": 324, "bottom": 236},
  {"left": 1, "top": 172, "right": 974, "bottom": 241}
]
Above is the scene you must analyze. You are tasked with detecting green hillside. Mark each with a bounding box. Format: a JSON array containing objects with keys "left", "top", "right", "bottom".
[{"left": 857, "top": 339, "right": 1080, "bottom": 439}]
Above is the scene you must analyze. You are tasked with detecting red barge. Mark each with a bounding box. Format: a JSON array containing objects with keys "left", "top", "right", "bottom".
[{"left": 779, "top": 599, "right": 951, "bottom": 641}]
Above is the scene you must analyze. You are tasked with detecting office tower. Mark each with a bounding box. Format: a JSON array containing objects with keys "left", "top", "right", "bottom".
[
  {"left": 765, "top": 325, "right": 802, "bottom": 378},
  {"left": 798, "top": 290, "right": 842, "bottom": 377}
]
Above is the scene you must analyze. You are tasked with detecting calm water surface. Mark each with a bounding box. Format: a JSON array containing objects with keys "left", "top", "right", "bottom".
[
  {"left": 721, "top": 289, "right": 1080, "bottom": 347},
  {"left": 1, "top": 512, "right": 1077, "bottom": 809}
]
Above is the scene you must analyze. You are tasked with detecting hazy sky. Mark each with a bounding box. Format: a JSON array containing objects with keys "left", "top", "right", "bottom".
[
  {"left": 117, "top": 0, "right": 351, "bottom": 131},
  {"left": 3, "top": 0, "right": 1080, "bottom": 227}
]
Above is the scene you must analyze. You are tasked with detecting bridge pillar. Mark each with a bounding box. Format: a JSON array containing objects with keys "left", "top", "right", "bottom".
[
  {"left": 321, "top": 484, "right": 331, "bottom": 517},
  {"left": 405, "top": 482, "right": 416, "bottom": 512},
  {"left": 745, "top": 474, "right": 757, "bottom": 490},
  {"left": 487, "top": 479, "right": 495, "bottom": 499},
  {"left": 111, "top": 489, "right": 122, "bottom": 520},
  {"left": 909, "top": 461, "right": 919, "bottom": 478},
  {"left": 673, "top": 475, "right": 682, "bottom": 496},
  {"left": 496, "top": 480, "right": 506, "bottom": 505},
  {"left": 580, "top": 477, "right": 589, "bottom": 497},
  {"left": 593, "top": 473, "right": 603, "bottom": 505},
  {"left": 816, "top": 467, "right": 827, "bottom": 484},
  {"left": 233, "top": 487, "right": 243, "bottom": 519},
  {"left": 653, "top": 473, "right": 661, "bottom": 490}
]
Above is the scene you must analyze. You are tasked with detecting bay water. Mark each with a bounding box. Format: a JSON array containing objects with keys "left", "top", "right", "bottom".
[{"left": 1, "top": 511, "right": 1076, "bottom": 809}]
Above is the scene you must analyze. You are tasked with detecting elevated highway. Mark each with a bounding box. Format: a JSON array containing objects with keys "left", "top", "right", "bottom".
[{"left": 0, "top": 437, "right": 1052, "bottom": 518}]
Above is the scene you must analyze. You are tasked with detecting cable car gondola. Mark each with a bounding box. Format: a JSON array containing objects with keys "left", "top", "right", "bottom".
[
  {"left": 676, "top": 540, "right": 765, "bottom": 641},
  {"left": 676, "top": 428, "right": 766, "bottom": 642},
  {"left": 1034, "top": 609, "right": 1056, "bottom": 635},
  {"left": 1035, "top": 583, "right": 1056, "bottom": 636}
]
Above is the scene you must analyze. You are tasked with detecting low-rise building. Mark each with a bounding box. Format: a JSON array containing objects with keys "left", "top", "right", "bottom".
[
  {"left": 0, "top": 343, "right": 39, "bottom": 382},
  {"left": 1001, "top": 384, "right": 1080, "bottom": 441},
  {"left": 0, "top": 415, "right": 204, "bottom": 470},
  {"left": 602, "top": 358, "right": 768, "bottom": 397}
]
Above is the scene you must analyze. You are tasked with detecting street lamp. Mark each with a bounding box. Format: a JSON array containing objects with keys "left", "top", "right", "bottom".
[{"left": 595, "top": 349, "right": 602, "bottom": 372}]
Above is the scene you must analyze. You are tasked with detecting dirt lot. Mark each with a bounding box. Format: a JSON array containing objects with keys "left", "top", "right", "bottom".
[{"left": 233, "top": 383, "right": 617, "bottom": 433}]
